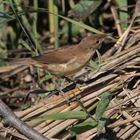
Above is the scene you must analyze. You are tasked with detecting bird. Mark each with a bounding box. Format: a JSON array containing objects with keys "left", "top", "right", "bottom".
[{"left": 13, "top": 34, "right": 106, "bottom": 76}]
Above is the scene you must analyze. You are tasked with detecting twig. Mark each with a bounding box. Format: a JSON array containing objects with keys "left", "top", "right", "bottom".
[
  {"left": 117, "top": 0, "right": 140, "bottom": 52},
  {"left": 0, "top": 99, "right": 49, "bottom": 140},
  {"left": 108, "top": 115, "right": 140, "bottom": 128},
  {"left": 109, "top": 2, "right": 122, "bottom": 36}
]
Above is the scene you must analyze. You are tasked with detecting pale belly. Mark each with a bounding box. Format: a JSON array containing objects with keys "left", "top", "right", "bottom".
[
  {"left": 45, "top": 54, "right": 93, "bottom": 76},
  {"left": 46, "top": 63, "right": 83, "bottom": 76}
]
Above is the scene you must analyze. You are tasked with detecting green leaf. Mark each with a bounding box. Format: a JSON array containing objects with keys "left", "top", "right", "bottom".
[
  {"left": 45, "top": 83, "right": 56, "bottom": 91},
  {"left": 0, "top": 11, "right": 13, "bottom": 26},
  {"left": 39, "top": 73, "right": 52, "bottom": 84},
  {"left": 0, "top": 59, "right": 7, "bottom": 66},
  {"left": 116, "top": 0, "right": 128, "bottom": 30},
  {"left": 61, "top": 21, "right": 80, "bottom": 37},
  {"left": 18, "top": 39, "right": 35, "bottom": 56},
  {"left": 97, "top": 118, "right": 107, "bottom": 135},
  {"left": 59, "top": 14, "right": 103, "bottom": 34},
  {"left": 0, "top": 7, "right": 103, "bottom": 34},
  {"left": 33, "top": 111, "right": 87, "bottom": 120},
  {"left": 96, "top": 50, "right": 103, "bottom": 65},
  {"left": 0, "top": 1, "right": 12, "bottom": 20},
  {"left": 18, "top": 39, "right": 33, "bottom": 54},
  {"left": 70, "top": 121, "right": 98, "bottom": 135},
  {"left": 70, "top": 0, "right": 102, "bottom": 20},
  {"left": 88, "top": 60, "right": 100, "bottom": 71},
  {"left": 76, "top": 97, "right": 94, "bottom": 119},
  {"left": 95, "top": 92, "right": 112, "bottom": 121},
  {"left": 88, "top": 51, "right": 103, "bottom": 71}
]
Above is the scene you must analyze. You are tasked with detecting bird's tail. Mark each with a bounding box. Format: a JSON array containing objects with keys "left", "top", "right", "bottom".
[
  {"left": 0, "top": 58, "right": 35, "bottom": 73},
  {"left": 10, "top": 57, "right": 36, "bottom": 66}
]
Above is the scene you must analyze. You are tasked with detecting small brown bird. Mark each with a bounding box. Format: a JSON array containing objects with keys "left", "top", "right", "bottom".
[{"left": 14, "top": 34, "right": 106, "bottom": 76}]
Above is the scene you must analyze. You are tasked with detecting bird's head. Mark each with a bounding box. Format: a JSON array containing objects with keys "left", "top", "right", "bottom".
[{"left": 79, "top": 34, "right": 106, "bottom": 51}]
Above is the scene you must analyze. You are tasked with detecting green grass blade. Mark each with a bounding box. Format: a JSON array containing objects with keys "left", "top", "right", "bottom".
[
  {"left": 9, "top": 0, "right": 36, "bottom": 54},
  {"left": 116, "top": 0, "right": 128, "bottom": 30},
  {"left": 70, "top": 0, "right": 102, "bottom": 20},
  {"left": 33, "top": 0, "right": 42, "bottom": 54},
  {"left": 54, "top": 4, "right": 59, "bottom": 48},
  {"left": 70, "top": 121, "right": 98, "bottom": 135},
  {"left": 95, "top": 92, "right": 112, "bottom": 121},
  {"left": 32, "top": 111, "right": 87, "bottom": 120}
]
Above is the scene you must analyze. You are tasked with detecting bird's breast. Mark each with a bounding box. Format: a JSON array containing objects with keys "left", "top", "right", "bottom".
[{"left": 45, "top": 51, "right": 94, "bottom": 76}]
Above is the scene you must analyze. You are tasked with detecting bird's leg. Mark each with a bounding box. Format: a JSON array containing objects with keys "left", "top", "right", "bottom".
[
  {"left": 64, "top": 75, "right": 85, "bottom": 84},
  {"left": 62, "top": 76, "right": 84, "bottom": 92},
  {"left": 52, "top": 76, "right": 70, "bottom": 104}
]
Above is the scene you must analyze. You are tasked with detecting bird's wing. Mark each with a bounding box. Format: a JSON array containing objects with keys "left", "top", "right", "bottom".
[{"left": 33, "top": 46, "right": 76, "bottom": 64}]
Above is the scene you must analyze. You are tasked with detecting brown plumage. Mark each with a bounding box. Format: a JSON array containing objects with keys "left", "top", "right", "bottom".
[{"left": 14, "top": 34, "right": 106, "bottom": 76}]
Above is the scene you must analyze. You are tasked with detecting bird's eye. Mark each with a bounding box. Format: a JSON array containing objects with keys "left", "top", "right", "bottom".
[{"left": 96, "top": 40, "right": 100, "bottom": 44}]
